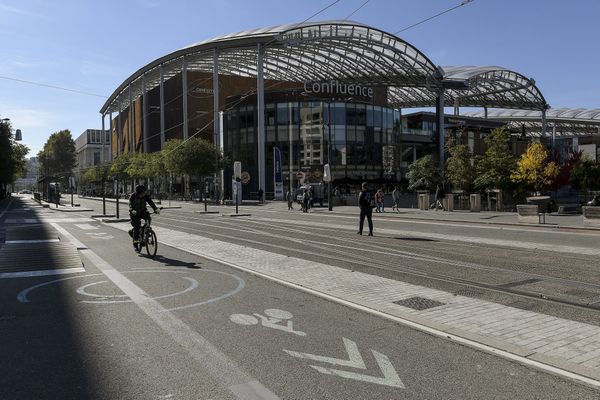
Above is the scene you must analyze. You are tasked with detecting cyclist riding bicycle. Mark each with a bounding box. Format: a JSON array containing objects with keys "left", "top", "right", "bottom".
[{"left": 129, "top": 184, "right": 159, "bottom": 251}]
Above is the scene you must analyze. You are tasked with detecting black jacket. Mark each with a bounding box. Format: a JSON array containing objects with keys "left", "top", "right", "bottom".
[{"left": 129, "top": 193, "right": 157, "bottom": 216}]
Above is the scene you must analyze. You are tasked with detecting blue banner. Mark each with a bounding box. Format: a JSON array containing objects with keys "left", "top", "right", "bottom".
[{"left": 274, "top": 147, "right": 284, "bottom": 200}]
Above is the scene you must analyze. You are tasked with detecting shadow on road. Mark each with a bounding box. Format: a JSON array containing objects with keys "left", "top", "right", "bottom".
[{"left": 150, "top": 254, "right": 201, "bottom": 269}]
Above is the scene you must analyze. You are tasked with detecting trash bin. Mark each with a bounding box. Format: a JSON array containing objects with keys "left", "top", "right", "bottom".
[
  {"left": 417, "top": 191, "right": 429, "bottom": 210},
  {"left": 470, "top": 193, "right": 481, "bottom": 212},
  {"left": 443, "top": 195, "right": 454, "bottom": 212}
]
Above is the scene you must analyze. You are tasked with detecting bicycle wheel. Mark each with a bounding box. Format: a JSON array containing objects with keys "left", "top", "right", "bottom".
[{"left": 145, "top": 229, "right": 158, "bottom": 258}]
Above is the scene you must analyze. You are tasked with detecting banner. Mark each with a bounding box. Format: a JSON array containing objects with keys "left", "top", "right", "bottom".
[{"left": 273, "top": 147, "right": 284, "bottom": 200}]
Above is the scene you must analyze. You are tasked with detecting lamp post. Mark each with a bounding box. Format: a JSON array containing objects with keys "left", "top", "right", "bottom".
[{"left": 325, "top": 102, "right": 333, "bottom": 211}]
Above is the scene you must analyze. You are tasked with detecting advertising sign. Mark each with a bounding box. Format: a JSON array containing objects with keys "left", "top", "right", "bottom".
[{"left": 273, "top": 147, "right": 284, "bottom": 200}]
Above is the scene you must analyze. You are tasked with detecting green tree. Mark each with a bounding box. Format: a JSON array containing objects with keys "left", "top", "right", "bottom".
[
  {"left": 511, "top": 142, "right": 559, "bottom": 193},
  {"left": 570, "top": 157, "right": 600, "bottom": 198},
  {"left": 0, "top": 120, "right": 30, "bottom": 195},
  {"left": 445, "top": 136, "right": 474, "bottom": 192},
  {"left": 164, "top": 138, "right": 220, "bottom": 177},
  {"left": 37, "top": 130, "right": 76, "bottom": 186},
  {"left": 109, "top": 152, "right": 132, "bottom": 181},
  {"left": 473, "top": 128, "right": 516, "bottom": 192},
  {"left": 406, "top": 154, "right": 441, "bottom": 191}
]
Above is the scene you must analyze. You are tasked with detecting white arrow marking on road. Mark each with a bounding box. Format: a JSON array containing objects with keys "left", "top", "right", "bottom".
[
  {"left": 283, "top": 337, "right": 366, "bottom": 368},
  {"left": 311, "top": 349, "right": 405, "bottom": 389},
  {"left": 283, "top": 338, "right": 405, "bottom": 389}
]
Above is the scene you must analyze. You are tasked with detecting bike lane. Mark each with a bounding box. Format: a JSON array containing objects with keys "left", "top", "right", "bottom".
[{"left": 8, "top": 219, "right": 598, "bottom": 399}]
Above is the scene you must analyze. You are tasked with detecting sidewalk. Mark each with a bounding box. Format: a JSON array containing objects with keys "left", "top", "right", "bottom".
[{"left": 281, "top": 201, "right": 599, "bottom": 231}]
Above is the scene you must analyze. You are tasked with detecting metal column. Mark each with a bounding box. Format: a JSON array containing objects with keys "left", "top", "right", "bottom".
[
  {"left": 213, "top": 49, "right": 220, "bottom": 202},
  {"left": 552, "top": 123, "right": 556, "bottom": 149},
  {"left": 128, "top": 86, "right": 133, "bottom": 152},
  {"left": 109, "top": 112, "right": 113, "bottom": 161},
  {"left": 160, "top": 64, "right": 166, "bottom": 149},
  {"left": 257, "top": 44, "right": 265, "bottom": 201},
  {"left": 542, "top": 108, "right": 547, "bottom": 139},
  {"left": 435, "top": 89, "right": 445, "bottom": 166},
  {"left": 142, "top": 73, "right": 148, "bottom": 153},
  {"left": 288, "top": 102, "right": 293, "bottom": 193},
  {"left": 182, "top": 56, "right": 189, "bottom": 140},
  {"left": 101, "top": 114, "right": 106, "bottom": 163},
  {"left": 117, "top": 98, "right": 122, "bottom": 155}
]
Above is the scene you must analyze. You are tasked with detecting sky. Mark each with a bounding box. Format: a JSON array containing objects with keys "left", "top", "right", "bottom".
[{"left": 1, "top": 0, "right": 599, "bottom": 157}]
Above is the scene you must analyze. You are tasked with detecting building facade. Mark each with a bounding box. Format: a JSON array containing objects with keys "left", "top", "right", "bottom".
[{"left": 74, "top": 129, "right": 111, "bottom": 187}]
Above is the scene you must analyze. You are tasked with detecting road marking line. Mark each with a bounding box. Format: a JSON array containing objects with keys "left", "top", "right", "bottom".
[
  {"left": 75, "top": 223, "right": 98, "bottom": 230},
  {"left": 5, "top": 239, "right": 60, "bottom": 244},
  {"left": 50, "top": 222, "right": 279, "bottom": 400},
  {"left": 1, "top": 267, "right": 85, "bottom": 279},
  {"left": 284, "top": 337, "right": 366, "bottom": 368}
]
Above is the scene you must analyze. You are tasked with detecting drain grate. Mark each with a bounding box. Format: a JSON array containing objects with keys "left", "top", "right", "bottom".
[{"left": 393, "top": 296, "right": 446, "bottom": 310}]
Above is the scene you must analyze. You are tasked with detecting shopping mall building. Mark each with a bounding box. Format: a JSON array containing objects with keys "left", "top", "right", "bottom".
[{"left": 100, "top": 20, "right": 600, "bottom": 199}]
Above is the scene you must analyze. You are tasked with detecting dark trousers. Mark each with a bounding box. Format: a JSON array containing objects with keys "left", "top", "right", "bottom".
[
  {"left": 359, "top": 208, "right": 373, "bottom": 234},
  {"left": 130, "top": 212, "right": 150, "bottom": 241}
]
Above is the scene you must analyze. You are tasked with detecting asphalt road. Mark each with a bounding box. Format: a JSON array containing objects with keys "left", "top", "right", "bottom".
[{"left": 1, "top": 196, "right": 600, "bottom": 399}]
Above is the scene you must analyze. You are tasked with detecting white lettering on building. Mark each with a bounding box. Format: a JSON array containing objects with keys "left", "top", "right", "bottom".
[{"left": 303, "top": 80, "right": 374, "bottom": 98}]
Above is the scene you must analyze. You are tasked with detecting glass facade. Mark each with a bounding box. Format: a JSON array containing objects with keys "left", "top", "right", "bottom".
[{"left": 224, "top": 101, "right": 401, "bottom": 196}]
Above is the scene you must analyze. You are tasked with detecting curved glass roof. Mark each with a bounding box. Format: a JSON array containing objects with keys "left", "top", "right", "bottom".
[
  {"left": 100, "top": 21, "right": 547, "bottom": 115},
  {"left": 388, "top": 66, "right": 547, "bottom": 110},
  {"left": 464, "top": 108, "right": 600, "bottom": 137}
]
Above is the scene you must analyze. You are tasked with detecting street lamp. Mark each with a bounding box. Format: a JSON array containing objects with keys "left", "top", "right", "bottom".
[{"left": 324, "top": 102, "right": 333, "bottom": 211}]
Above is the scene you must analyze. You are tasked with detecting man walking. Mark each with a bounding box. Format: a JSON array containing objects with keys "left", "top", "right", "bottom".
[
  {"left": 357, "top": 182, "right": 374, "bottom": 236},
  {"left": 392, "top": 186, "right": 401, "bottom": 211}
]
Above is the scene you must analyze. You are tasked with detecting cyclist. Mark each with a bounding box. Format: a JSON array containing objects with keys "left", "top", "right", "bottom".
[{"left": 129, "top": 184, "right": 159, "bottom": 251}]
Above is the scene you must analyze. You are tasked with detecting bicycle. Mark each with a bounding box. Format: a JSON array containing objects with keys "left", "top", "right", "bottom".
[{"left": 133, "top": 208, "right": 161, "bottom": 258}]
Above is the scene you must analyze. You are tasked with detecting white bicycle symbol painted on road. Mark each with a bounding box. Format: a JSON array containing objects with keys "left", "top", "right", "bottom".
[{"left": 229, "top": 308, "right": 306, "bottom": 336}]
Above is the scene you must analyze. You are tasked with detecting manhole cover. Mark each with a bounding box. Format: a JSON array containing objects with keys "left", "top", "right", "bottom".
[{"left": 393, "top": 296, "right": 446, "bottom": 310}]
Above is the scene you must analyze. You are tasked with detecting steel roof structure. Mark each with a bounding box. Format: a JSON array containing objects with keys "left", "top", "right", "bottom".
[
  {"left": 100, "top": 21, "right": 547, "bottom": 115},
  {"left": 464, "top": 108, "right": 600, "bottom": 137}
]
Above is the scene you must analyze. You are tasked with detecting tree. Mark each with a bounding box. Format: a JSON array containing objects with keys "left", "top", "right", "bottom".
[
  {"left": 109, "top": 152, "right": 132, "bottom": 181},
  {"left": 164, "top": 138, "right": 220, "bottom": 177},
  {"left": 551, "top": 150, "right": 582, "bottom": 190},
  {"left": 510, "top": 142, "right": 560, "bottom": 193},
  {"left": 473, "top": 128, "right": 516, "bottom": 192},
  {"left": 37, "top": 130, "right": 76, "bottom": 186},
  {"left": 445, "top": 136, "right": 474, "bottom": 192},
  {"left": 406, "top": 154, "right": 441, "bottom": 191},
  {"left": 0, "top": 120, "right": 30, "bottom": 196},
  {"left": 570, "top": 157, "right": 600, "bottom": 198}
]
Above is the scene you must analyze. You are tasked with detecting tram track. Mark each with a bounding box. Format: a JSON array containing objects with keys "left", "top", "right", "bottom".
[{"left": 152, "top": 213, "right": 600, "bottom": 314}]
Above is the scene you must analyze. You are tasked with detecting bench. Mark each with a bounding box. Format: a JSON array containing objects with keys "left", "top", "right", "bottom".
[
  {"left": 557, "top": 204, "right": 581, "bottom": 215},
  {"left": 517, "top": 204, "right": 545, "bottom": 224},
  {"left": 582, "top": 206, "right": 600, "bottom": 228}
]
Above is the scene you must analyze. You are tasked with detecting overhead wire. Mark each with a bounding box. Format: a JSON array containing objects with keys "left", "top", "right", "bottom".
[
  {"left": 344, "top": 0, "right": 370, "bottom": 20},
  {"left": 394, "top": 0, "right": 474, "bottom": 34}
]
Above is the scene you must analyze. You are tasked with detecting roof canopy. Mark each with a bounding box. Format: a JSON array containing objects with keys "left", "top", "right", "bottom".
[
  {"left": 101, "top": 21, "right": 547, "bottom": 115},
  {"left": 465, "top": 108, "right": 600, "bottom": 137}
]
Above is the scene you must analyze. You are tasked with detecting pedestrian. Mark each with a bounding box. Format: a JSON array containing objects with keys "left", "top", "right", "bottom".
[
  {"left": 375, "top": 188, "right": 384, "bottom": 213},
  {"left": 357, "top": 182, "right": 374, "bottom": 236},
  {"left": 286, "top": 189, "right": 294, "bottom": 210},
  {"left": 587, "top": 194, "right": 600, "bottom": 206},
  {"left": 433, "top": 184, "right": 446, "bottom": 211},
  {"left": 257, "top": 188, "right": 264, "bottom": 203},
  {"left": 392, "top": 186, "right": 401, "bottom": 211},
  {"left": 302, "top": 188, "right": 309, "bottom": 212}
]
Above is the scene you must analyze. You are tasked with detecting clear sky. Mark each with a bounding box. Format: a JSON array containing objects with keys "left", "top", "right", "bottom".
[{"left": 1, "top": 0, "right": 599, "bottom": 157}]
